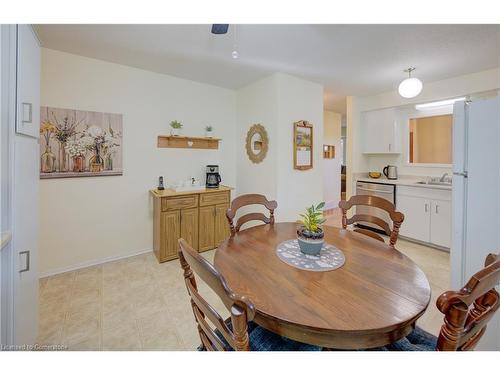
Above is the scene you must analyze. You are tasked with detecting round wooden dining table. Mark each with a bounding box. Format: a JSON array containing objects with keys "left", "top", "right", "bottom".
[{"left": 214, "top": 222, "right": 431, "bottom": 349}]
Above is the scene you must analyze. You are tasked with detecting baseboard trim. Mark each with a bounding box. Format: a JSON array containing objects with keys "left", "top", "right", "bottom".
[
  {"left": 398, "top": 236, "right": 450, "bottom": 253},
  {"left": 39, "top": 248, "right": 153, "bottom": 278}
]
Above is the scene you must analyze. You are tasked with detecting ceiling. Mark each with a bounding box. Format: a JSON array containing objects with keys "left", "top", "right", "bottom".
[{"left": 34, "top": 24, "right": 500, "bottom": 114}]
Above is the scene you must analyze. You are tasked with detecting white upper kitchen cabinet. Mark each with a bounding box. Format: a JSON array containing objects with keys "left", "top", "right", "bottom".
[{"left": 361, "top": 108, "right": 401, "bottom": 154}]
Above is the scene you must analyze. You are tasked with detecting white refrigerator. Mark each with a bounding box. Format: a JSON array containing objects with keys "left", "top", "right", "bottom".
[{"left": 452, "top": 96, "right": 500, "bottom": 350}]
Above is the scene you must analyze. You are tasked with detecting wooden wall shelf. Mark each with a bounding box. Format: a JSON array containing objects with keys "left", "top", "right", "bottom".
[{"left": 157, "top": 135, "right": 221, "bottom": 149}]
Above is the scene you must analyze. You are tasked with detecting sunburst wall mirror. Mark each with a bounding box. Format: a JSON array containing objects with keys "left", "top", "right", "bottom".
[{"left": 246, "top": 124, "right": 269, "bottom": 164}]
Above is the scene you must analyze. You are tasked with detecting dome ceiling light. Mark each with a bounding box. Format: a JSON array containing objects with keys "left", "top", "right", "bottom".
[{"left": 398, "top": 67, "right": 423, "bottom": 99}]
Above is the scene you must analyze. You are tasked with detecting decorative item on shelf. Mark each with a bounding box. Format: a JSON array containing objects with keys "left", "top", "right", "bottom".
[
  {"left": 205, "top": 125, "right": 213, "bottom": 138},
  {"left": 170, "top": 120, "right": 183, "bottom": 136},
  {"left": 40, "top": 107, "right": 123, "bottom": 179},
  {"left": 368, "top": 171, "right": 381, "bottom": 179},
  {"left": 297, "top": 202, "right": 326, "bottom": 256},
  {"left": 294, "top": 120, "right": 313, "bottom": 170},
  {"left": 245, "top": 124, "right": 268, "bottom": 164},
  {"left": 158, "top": 176, "right": 165, "bottom": 190}
]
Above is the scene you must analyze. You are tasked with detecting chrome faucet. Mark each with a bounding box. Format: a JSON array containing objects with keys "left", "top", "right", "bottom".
[{"left": 439, "top": 173, "right": 449, "bottom": 182}]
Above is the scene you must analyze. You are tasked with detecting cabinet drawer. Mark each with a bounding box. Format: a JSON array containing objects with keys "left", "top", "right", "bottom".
[
  {"left": 199, "top": 192, "right": 229, "bottom": 207},
  {"left": 162, "top": 195, "right": 199, "bottom": 211}
]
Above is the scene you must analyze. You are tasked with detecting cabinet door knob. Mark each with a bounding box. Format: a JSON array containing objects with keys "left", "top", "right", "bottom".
[
  {"left": 435, "top": 205, "right": 439, "bottom": 214},
  {"left": 424, "top": 203, "right": 428, "bottom": 213}
]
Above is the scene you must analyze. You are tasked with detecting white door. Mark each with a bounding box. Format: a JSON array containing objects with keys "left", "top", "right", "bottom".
[
  {"left": 430, "top": 199, "right": 452, "bottom": 248},
  {"left": 397, "top": 195, "right": 430, "bottom": 242}
]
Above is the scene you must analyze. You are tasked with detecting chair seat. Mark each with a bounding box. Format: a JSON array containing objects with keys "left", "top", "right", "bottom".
[
  {"left": 364, "top": 326, "right": 437, "bottom": 351},
  {"left": 200, "top": 321, "right": 321, "bottom": 351}
]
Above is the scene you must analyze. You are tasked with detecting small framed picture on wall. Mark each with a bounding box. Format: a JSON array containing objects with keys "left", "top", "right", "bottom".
[{"left": 293, "top": 120, "right": 313, "bottom": 170}]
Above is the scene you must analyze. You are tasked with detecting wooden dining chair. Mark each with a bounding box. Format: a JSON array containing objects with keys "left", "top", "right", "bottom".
[
  {"left": 370, "top": 253, "right": 500, "bottom": 351},
  {"left": 178, "top": 238, "right": 320, "bottom": 351},
  {"left": 338, "top": 195, "right": 404, "bottom": 247},
  {"left": 226, "top": 194, "right": 278, "bottom": 235}
]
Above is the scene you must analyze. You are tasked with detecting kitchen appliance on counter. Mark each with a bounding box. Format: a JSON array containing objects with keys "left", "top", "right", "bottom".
[
  {"left": 383, "top": 165, "right": 398, "bottom": 180},
  {"left": 206, "top": 165, "right": 221, "bottom": 188},
  {"left": 355, "top": 181, "right": 396, "bottom": 232}
]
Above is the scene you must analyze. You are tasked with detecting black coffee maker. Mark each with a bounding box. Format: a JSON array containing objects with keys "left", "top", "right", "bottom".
[{"left": 206, "top": 165, "right": 221, "bottom": 188}]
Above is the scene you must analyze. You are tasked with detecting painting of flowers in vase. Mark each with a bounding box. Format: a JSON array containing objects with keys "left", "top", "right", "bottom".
[{"left": 40, "top": 107, "right": 123, "bottom": 179}]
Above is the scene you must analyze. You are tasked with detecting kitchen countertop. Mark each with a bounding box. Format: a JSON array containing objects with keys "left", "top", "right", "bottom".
[
  {"left": 356, "top": 176, "right": 452, "bottom": 191},
  {"left": 150, "top": 185, "right": 233, "bottom": 198}
]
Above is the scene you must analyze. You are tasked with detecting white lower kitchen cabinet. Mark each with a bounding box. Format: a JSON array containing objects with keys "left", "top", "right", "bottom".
[
  {"left": 396, "top": 186, "right": 451, "bottom": 249},
  {"left": 430, "top": 199, "right": 452, "bottom": 248},
  {"left": 396, "top": 195, "right": 430, "bottom": 242}
]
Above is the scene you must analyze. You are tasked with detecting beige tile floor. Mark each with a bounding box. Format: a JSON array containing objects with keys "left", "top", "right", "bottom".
[{"left": 38, "top": 213, "right": 450, "bottom": 350}]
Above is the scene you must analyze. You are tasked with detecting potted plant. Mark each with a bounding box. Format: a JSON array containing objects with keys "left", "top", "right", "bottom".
[
  {"left": 170, "top": 120, "right": 183, "bottom": 136},
  {"left": 297, "top": 202, "right": 326, "bottom": 256},
  {"left": 205, "top": 125, "right": 213, "bottom": 138}
]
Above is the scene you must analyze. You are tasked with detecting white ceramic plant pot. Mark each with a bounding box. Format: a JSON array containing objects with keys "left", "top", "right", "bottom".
[
  {"left": 205, "top": 130, "right": 213, "bottom": 138},
  {"left": 171, "top": 128, "right": 180, "bottom": 136}
]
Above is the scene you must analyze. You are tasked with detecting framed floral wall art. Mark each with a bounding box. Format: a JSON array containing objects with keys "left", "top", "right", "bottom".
[{"left": 40, "top": 107, "right": 123, "bottom": 179}]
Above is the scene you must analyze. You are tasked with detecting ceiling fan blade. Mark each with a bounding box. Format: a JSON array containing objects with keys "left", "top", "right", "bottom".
[{"left": 211, "top": 24, "right": 229, "bottom": 34}]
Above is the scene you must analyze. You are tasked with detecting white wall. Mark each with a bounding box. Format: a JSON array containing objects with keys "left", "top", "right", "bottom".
[
  {"left": 323, "top": 110, "right": 342, "bottom": 209},
  {"left": 275, "top": 73, "right": 324, "bottom": 221},
  {"left": 40, "top": 49, "right": 237, "bottom": 276},
  {"left": 236, "top": 75, "right": 279, "bottom": 200},
  {"left": 346, "top": 67, "right": 500, "bottom": 198},
  {"left": 236, "top": 73, "right": 324, "bottom": 223}
]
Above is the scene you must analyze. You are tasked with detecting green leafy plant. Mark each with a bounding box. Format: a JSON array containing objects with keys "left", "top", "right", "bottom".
[
  {"left": 299, "top": 202, "right": 326, "bottom": 233},
  {"left": 205, "top": 125, "right": 213, "bottom": 131},
  {"left": 170, "top": 120, "right": 183, "bottom": 129}
]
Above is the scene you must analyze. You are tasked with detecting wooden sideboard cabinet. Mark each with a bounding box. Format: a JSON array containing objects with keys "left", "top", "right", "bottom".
[{"left": 150, "top": 186, "right": 232, "bottom": 262}]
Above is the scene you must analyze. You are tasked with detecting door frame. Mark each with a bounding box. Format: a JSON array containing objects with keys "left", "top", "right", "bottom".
[{"left": 0, "top": 24, "right": 17, "bottom": 347}]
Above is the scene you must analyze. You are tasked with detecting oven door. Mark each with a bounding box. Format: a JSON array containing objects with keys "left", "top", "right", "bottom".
[{"left": 355, "top": 182, "right": 395, "bottom": 232}]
